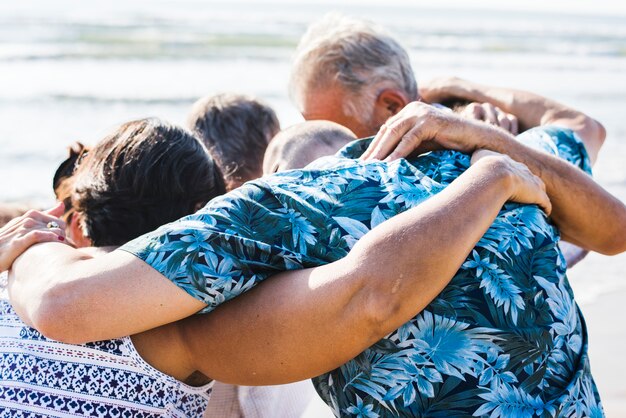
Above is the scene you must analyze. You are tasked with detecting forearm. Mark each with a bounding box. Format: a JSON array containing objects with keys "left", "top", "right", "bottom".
[
  {"left": 440, "top": 79, "right": 605, "bottom": 162},
  {"left": 471, "top": 124, "right": 626, "bottom": 253},
  {"left": 180, "top": 159, "right": 515, "bottom": 385},
  {"left": 9, "top": 244, "right": 92, "bottom": 329},
  {"left": 367, "top": 100, "right": 622, "bottom": 253},
  {"left": 449, "top": 81, "right": 565, "bottom": 129},
  {"left": 349, "top": 158, "right": 516, "bottom": 334},
  {"left": 9, "top": 244, "right": 205, "bottom": 343}
]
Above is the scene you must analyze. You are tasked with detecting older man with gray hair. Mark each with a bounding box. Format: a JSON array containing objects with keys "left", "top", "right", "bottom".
[
  {"left": 289, "top": 14, "right": 596, "bottom": 271},
  {"left": 290, "top": 13, "right": 519, "bottom": 138},
  {"left": 290, "top": 13, "right": 418, "bottom": 138}
]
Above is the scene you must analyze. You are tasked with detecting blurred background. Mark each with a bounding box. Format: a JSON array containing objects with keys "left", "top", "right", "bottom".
[{"left": 1, "top": 0, "right": 625, "bottom": 415}]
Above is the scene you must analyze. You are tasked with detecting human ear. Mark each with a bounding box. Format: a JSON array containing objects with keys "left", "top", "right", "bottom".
[
  {"left": 68, "top": 212, "right": 92, "bottom": 248},
  {"left": 194, "top": 201, "right": 206, "bottom": 212},
  {"left": 376, "top": 89, "right": 410, "bottom": 116}
]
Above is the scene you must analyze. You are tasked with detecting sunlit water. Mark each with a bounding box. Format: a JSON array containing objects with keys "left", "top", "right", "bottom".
[{"left": 1, "top": 0, "right": 625, "bottom": 302}]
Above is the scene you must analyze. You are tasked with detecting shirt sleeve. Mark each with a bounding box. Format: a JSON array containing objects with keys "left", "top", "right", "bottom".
[
  {"left": 515, "top": 126, "right": 593, "bottom": 175},
  {"left": 119, "top": 182, "right": 308, "bottom": 314},
  {"left": 335, "top": 137, "right": 374, "bottom": 159}
]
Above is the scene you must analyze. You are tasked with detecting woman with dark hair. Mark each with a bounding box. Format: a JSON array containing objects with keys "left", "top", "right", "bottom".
[
  {"left": 0, "top": 117, "right": 226, "bottom": 416},
  {"left": 0, "top": 119, "right": 226, "bottom": 271},
  {"left": 57, "top": 118, "right": 225, "bottom": 247}
]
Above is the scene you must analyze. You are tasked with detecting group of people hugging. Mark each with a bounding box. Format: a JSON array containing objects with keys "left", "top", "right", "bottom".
[{"left": 0, "top": 13, "right": 625, "bottom": 418}]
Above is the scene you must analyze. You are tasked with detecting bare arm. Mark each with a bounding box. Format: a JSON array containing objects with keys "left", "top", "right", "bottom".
[
  {"left": 9, "top": 247, "right": 206, "bottom": 343},
  {"left": 421, "top": 77, "right": 608, "bottom": 262},
  {"left": 8, "top": 154, "right": 546, "bottom": 347},
  {"left": 162, "top": 156, "right": 548, "bottom": 385},
  {"left": 420, "top": 77, "right": 606, "bottom": 163},
  {"left": 0, "top": 203, "right": 67, "bottom": 272},
  {"left": 363, "top": 102, "right": 626, "bottom": 255}
]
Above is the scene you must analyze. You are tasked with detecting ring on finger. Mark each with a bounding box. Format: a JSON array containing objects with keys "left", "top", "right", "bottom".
[{"left": 46, "top": 221, "right": 60, "bottom": 229}]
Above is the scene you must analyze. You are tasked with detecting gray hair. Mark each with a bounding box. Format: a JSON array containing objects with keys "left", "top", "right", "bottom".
[{"left": 289, "top": 13, "right": 418, "bottom": 120}]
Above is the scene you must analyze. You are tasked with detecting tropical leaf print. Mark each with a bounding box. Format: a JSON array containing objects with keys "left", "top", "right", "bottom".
[{"left": 121, "top": 127, "right": 602, "bottom": 417}]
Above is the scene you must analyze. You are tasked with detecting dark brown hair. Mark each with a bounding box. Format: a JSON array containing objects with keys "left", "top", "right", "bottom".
[
  {"left": 66, "top": 118, "right": 225, "bottom": 246},
  {"left": 187, "top": 93, "right": 280, "bottom": 189}
]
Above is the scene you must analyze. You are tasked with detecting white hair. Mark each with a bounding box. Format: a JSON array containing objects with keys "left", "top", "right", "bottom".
[{"left": 289, "top": 13, "right": 418, "bottom": 123}]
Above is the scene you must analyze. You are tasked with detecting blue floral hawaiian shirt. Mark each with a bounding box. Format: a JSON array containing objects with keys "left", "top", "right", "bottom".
[{"left": 121, "top": 126, "right": 603, "bottom": 417}]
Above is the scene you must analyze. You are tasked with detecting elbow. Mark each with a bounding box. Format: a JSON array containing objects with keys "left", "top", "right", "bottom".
[
  {"left": 341, "top": 249, "right": 404, "bottom": 341},
  {"left": 597, "top": 233, "right": 626, "bottom": 256},
  {"left": 583, "top": 117, "right": 606, "bottom": 149},
  {"left": 31, "top": 285, "right": 93, "bottom": 344},
  {"left": 543, "top": 111, "right": 606, "bottom": 152},
  {"left": 590, "top": 216, "right": 626, "bottom": 256},
  {"left": 593, "top": 119, "right": 607, "bottom": 145},
  {"left": 360, "top": 272, "right": 405, "bottom": 340},
  {"left": 347, "top": 241, "right": 432, "bottom": 340},
  {"left": 574, "top": 115, "right": 606, "bottom": 159}
]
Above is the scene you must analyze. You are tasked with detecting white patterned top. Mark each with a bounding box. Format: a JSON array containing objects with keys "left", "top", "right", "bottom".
[{"left": 0, "top": 272, "right": 213, "bottom": 417}]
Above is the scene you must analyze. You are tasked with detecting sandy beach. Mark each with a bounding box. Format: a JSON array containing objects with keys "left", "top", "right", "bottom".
[
  {"left": 585, "top": 291, "right": 626, "bottom": 416},
  {"left": 568, "top": 251, "right": 626, "bottom": 417}
]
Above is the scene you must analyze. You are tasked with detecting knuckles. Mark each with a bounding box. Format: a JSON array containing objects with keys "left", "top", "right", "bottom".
[{"left": 21, "top": 218, "right": 38, "bottom": 229}]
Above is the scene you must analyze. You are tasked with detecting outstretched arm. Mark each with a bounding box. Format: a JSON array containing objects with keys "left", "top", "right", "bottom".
[
  {"left": 139, "top": 155, "right": 549, "bottom": 385},
  {"left": 420, "top": 77, "right": 609, "bottom": 265},
  {"left": 9, "top": 154, "right": 546, "bottom": 348},
  {"left": 362, "top": 102, "right": 626, "bottom": 254},
  {"left": 419, "top": 76, "right": 606, "bottom": 163}
]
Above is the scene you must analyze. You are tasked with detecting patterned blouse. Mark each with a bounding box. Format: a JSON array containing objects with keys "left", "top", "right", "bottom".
[
  {"left": 121, "top": 126, "right": 603, "bottom": 417},
  {"left": 0, "top": 274, "right": 213, "bottom": 417}
]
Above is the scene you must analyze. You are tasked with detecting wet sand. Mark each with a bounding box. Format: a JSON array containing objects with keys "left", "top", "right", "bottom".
[{"left": 570, "top": 252, "right": 626, "bottom": 417}]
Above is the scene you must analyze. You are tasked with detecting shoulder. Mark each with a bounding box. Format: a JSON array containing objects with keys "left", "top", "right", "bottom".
[{"left": 517, "top": 126, "right": 592, "bottom": 174}]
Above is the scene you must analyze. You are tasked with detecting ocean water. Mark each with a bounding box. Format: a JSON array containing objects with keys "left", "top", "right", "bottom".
[{"left": 1, "top": 0, "right": 625, "bottom": 299}]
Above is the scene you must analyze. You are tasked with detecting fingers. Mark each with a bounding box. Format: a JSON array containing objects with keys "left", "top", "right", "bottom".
[
  {"left": 496, "top": 111, "right": 511, "bottom": 133},
  {"left": 521, "top": 170, "right": 552, "bottom": 215},
  {"left": 362, "top": 102, "right": 437, "bottom": 161},
  {"left": 465, "top": 103, "right": 499, "bottom": 126},
  {"left": 495, "top": 109, "right": 519, "bottom": 135},
  {"left": 536, "top": 175, "right": 551, "bottom": 215},
  {"left": 536, "top": 185, "right": 552, "bottom": 216},
  {"left": 384, "top": 127, "right": 425, "bottom": 162},
  {"left": 14, "top": 217, "right": 66, "bottom": 241},
  {"left": 0, "top": 210, "right": 67, "bottom": 241},
  {"left": 473, "top": 153, "right": 552, "bottom": 216},
  {"left": 0, "top": 226, "right": 66, "bottom": 271},
  {"left": 362, "top": 117, "right": 409, "bottom": 161},
  {"left": 360, "top": 124, "right": 390, "bottom": 160},
  {"left": 508, "top": 115, "right": 519, "bottom": 135},
  {"left": 463, "top": 103, "right": 519, "bottom": 135},
  {"left": 465, "top": 103, "right": 484, "bottom": 121},
  {"left": 482, "top": 103, "right": 499, "bottom": 125},
  {"left": 19, "top": 230, "right": 66, "bottom": 249},
  {"left": 24, "top": 209, "right": 67, "bottom": 231},
  {"left": 521, "top": 169, "right": 551, "bottom": 215}
]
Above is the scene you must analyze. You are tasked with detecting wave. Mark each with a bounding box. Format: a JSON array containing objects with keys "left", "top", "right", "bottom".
[{"left": 2, "top": 4, "right": 626, "bottom": 62}]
